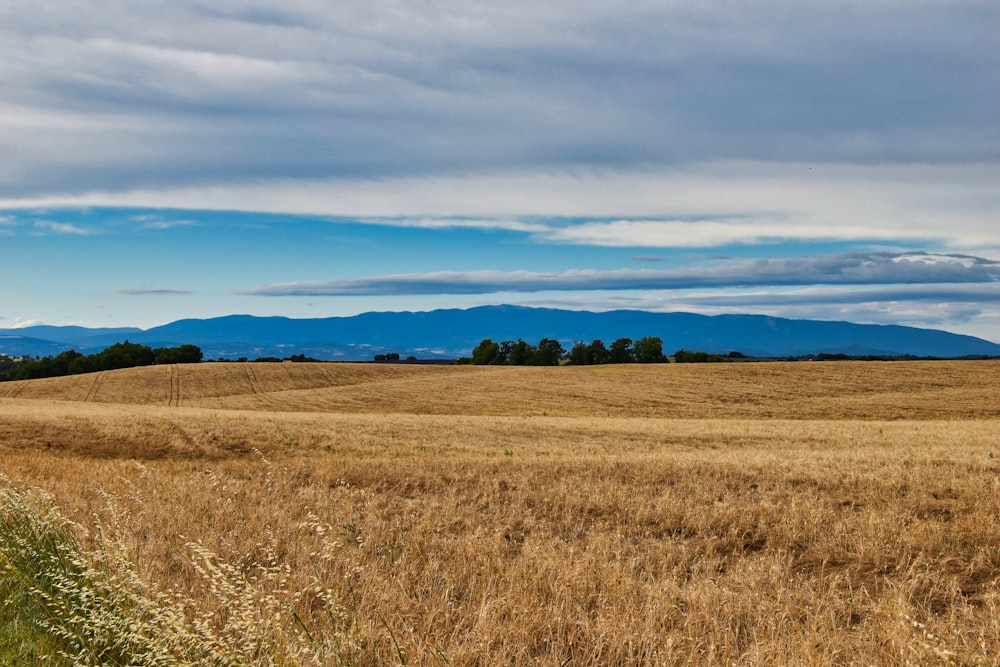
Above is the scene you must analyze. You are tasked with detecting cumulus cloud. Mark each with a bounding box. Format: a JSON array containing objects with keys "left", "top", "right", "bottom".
[{"left": 242, "top": 252, "right": 1000, "bottom": 297}]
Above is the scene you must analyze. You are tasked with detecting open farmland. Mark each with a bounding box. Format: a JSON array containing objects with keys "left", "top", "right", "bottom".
[{"left": 1, "top": 360, "right": 999, "bottom": 665}]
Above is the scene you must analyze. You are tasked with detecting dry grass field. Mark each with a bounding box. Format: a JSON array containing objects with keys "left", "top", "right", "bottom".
[{"left": 1, "top": 360, "right": 998, "bottom": 665}]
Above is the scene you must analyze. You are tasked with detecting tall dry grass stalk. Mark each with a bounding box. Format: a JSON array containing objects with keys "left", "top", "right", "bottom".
[{"left": 0, "top": 478, "right": 388, "bottom": 666}]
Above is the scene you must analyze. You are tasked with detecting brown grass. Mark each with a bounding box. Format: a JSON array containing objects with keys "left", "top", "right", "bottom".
[
  {"left": 2, "top": 360, "right": 997, "bottom": 419},
  {"left": 1, "top": 360, "right": 999, "bottom": 665}
]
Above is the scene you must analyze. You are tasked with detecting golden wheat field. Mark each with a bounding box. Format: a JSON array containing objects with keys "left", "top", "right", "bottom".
[{"left": 1, "top": 360, "right": 999, "bottom": 665}]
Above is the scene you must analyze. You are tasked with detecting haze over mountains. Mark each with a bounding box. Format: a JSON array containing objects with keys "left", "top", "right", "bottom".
[{"left": 2, "top": 306, "right": 999, "bottom": 361}]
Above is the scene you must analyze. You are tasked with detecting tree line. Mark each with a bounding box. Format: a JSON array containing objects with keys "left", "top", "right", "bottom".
[
  {"left": 0, "top": 341, "right": 203, "bottom": 381},
  {"left": 459, "top": 336, "right": 731, "bottom": 365}
]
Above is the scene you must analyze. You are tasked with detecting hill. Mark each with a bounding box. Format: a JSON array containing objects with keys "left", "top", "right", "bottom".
[
  {"left": 2, "top": 359, "right": 997, "bottom": 421},
  {"left": 2, "top": 306, "right": 999, "bottom": 360}
]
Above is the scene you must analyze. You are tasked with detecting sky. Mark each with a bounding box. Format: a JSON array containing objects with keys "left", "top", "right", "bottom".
[{"left": 1, "top": 1, "right": 998, "bottom": 341}]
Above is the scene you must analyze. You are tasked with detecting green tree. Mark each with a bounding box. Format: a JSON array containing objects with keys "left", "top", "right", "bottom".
[
  {"left": 68, "top": 354, "right": 98, "bottom": 375},
  {"left": 609, "top": 338, "right": 634, "bottom": 364},
  {"left": 96, "top": 341, "right": 156, "bottom": 371},
  {"left": 532, "top": 338, "right": 565, "bottom": 366},
  {"left": 507, "top": 339, "right": 535, "bottom": 366},
  {"left": 50, "top": 349, "right": 84, "bottom": 375},
  {"left": 568, "top": 341, "right": 589, "bottom": 365},
  {"left": 471, "top": 338, "right": 501, "bottom": 365},
  {"left": 673, "top": 349, "right": 726, "bottom": 363},
  {"left": 588, "top": 339, "right": 610, "bottom": 364},
  {"left": 633, "top": 336, "right": 666, "bottom": 363},
  {"left": 568, "top": 339, "right": 609, "bottom": 365},
  {"left": 154, "top": 344, "right": 203, "bottom": 364}
]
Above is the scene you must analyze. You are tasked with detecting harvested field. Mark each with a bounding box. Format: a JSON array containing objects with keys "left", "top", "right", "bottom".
[
  {"left": 1, "top": 359, "right": 996, "bottom": 419},
  {"left": 1, "top": 360, "right": 998, "bottom": 665}
]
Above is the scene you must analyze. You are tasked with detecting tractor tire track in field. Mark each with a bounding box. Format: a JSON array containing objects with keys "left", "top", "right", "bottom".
[
  {"left": 168, "top": 365, "right": 181, "bottom": 408},
  {"left": 84, "top": 372, "right": 106, "bottom": 402},
  {"left": 242, "top": 363, "right": 287, "bottom": 408},
  {"left": 244, "top": 363, "right": 263, "bottom": 394}
]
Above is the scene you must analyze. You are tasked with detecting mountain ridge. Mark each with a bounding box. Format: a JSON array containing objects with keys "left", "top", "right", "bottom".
[{"left": 2, "top": 306, "right": 998, "bottom": 360}]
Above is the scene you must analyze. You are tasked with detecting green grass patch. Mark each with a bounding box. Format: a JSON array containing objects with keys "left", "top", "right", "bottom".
[
  {"left": 0, "top": 486, "right": 374, "bottom": 667},
  {"left": 0, "top": 487, "right": 237, "bottom": 666}
]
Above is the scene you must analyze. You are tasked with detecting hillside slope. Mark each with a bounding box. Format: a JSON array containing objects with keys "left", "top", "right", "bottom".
[{"left": 2, "top": 360, "right": 997, "bottom": 420}]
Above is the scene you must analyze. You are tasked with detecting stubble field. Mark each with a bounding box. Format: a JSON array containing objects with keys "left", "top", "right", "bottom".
[{"left": 1, "top": 360, "right": 998, "bottom": 665}]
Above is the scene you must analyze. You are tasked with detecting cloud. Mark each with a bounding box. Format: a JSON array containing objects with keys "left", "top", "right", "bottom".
[
  {"left": 33, "top": 220, "right": 94, "bottom": 235},
  {"left": 6, "top": 162, "right": 997, "bottom": 250},
  {"left": 0, "top": 2, "right": 996, "bottom": 200},
  {"left": 353, "top": 217, "right": 548, "bottom": 233},
  {"left": 674, "top": 284, "right": 1000, "bottom": 308},
  {"left": 539, "top": 218, "right": 898, "bottom": 247},
  {"left": 131, "top": 215, "right": 199, "bottom": 230},
  {"left": 242, "top": 252, "right": 1000, "bottom": 297},
  {"left": 120, "top": 288, "right": 193, "bottom": 296},
  {"left": 8, "top": 318, "right": 44, "bottom": 329}
]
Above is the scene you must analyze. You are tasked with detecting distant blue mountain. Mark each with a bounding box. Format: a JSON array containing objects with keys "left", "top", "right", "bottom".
[
  {"left": 0, "top": 335, "right": 82, "bottom": 358},
  {"left": 2, "top": 306, "right": 998, "bottom": 360}
]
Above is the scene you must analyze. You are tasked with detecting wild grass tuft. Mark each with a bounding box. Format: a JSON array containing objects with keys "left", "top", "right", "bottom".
[
  {"left": 0, "top": 483, "right": 391, "bottom": 666},
  {"left": 0, "top": 486, "right": 224, "bottom": 666}
]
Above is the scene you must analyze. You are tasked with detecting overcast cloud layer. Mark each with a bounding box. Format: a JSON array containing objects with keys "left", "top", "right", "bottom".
[
  {"left": 1, "top": 1, "right": 998, "bottom": 340},
  {"left": 2, "top": 1, "right": 997, "bottom": 199}
]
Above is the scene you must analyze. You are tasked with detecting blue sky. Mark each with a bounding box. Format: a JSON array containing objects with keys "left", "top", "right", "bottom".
[{"left": 1, "top": 1, "right": 998, "bottom": 340}]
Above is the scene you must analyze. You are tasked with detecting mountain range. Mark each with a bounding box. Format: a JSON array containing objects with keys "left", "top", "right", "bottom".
[{"left": 2, "top": 306, "right": 999, "bottom": 360}]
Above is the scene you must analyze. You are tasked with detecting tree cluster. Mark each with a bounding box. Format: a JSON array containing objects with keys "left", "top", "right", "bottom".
[
  {"left": 462, "top": 338, "right": 566, "bottom": 366},
  {"left": 0, "top": 341, "right": 203, "bottom": 381},
  {"left": 672, "top": 349, "right": 729, "bottom": 363},
  {"left": 461, "top": 336, "right": 671, "bottom": 365},
  {"left": 568, "top": 337, "right": 667, "bottom": 364},
  {"left": 0, "top": 354, "right": 24, "bottom": 375}
]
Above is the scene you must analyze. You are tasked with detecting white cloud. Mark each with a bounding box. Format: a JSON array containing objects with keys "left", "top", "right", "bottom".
[
  {"left": 353, "top": 217, "right": 549, "bottom": 233},
  {"left": 0, "top": 1, "right": 996, "bottom": 198},
  {"left": 8, "top": 318, "right": 45, "bottom": 329},
  {"left": 137, "top": 218, "right": 199, "bottom": 230},
  {"left": 33, "top": 220, "right": 94, "bottom": 235},
  {"left": 539, "top": 218, "right": 904, "bottom": 247},
  {"left": 4, "top": 162, "right": 999, "bottom": 251},
  {"left": 242, "top": 252, "right": 1000, "bottom": 297}
]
